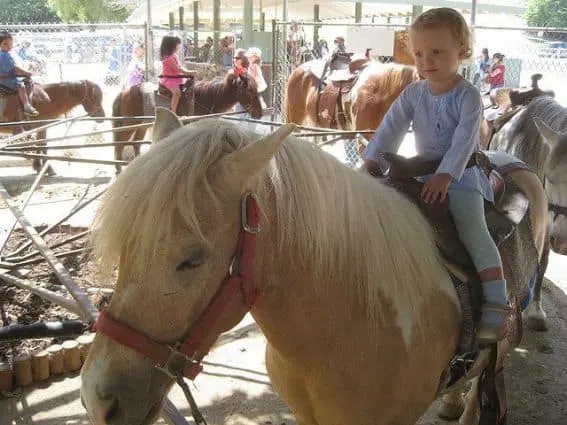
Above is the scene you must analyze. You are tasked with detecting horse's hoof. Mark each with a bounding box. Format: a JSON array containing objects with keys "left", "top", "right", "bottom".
[
  {"left": 526, "top": 314, "right": 548, "bottom": 331},
  {"left": 525, "top": 303, "right": 548, "bottom": 331},
  {"left": 438, "top": 401, "right": 464, "bottom": 421}
]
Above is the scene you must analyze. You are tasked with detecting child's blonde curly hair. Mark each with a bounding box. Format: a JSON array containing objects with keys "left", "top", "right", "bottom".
[{"left": 410, "top": 7, "right": 472, "bottom": 59}]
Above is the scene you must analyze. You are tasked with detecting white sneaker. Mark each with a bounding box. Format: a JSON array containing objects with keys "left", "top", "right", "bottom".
[{"left": 23, "top": 104, "right": 39, "bottom": 116}]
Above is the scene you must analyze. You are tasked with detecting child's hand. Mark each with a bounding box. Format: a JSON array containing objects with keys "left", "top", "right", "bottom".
[
  {"left": 421, "top": 173, "right": 453, "bottom": 203},
  {"left": 358, "top": 159, "right": 382, "bottom": 177}
]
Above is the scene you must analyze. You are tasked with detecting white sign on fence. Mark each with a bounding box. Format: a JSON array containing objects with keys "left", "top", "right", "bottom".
[{"left": 345, "top": 27, "right": 395, "bottom": 56}]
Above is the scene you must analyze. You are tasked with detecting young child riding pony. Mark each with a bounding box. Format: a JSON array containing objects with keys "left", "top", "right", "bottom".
[
  {"left": 0, "top": 31, "right": 39, "bottom": 116},
  {"left": 159, "top": 36, "right": 197, "bottom": 114},
  {"left": 360, "top": 7, "right": 508, "bottom": 343}
]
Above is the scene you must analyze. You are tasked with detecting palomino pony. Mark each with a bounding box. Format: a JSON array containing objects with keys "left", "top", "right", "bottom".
[
  {"left": 111, "top": 72, "right": 263, "bottom": 173},
  {"left": 81, "top": 109, "right": 547, "bottom": 425},
  {"left": 490, "top": 95, "right": 567, "bottom": 331},
  {"left": 285, "top": 60, "right": 417, "bottom": 136},
  {"left": 0, "top": 80, "right": 105, "bottom": 173}
]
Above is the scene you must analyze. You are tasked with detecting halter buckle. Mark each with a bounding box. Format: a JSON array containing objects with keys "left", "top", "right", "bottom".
[
  {"left": 156, "top": 344, "right": 197, "bottom": 378},
  {"left": 241, "top": 192, "right": 260, "bottom": 234}
]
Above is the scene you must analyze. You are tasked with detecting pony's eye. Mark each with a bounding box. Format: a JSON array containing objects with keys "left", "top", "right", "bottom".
[{"left": 176, "top": 246, "right": 207, "bottom": 271}]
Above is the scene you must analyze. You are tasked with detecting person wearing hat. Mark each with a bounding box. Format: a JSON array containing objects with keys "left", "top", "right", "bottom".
[
  {"left": 231, "top": 48, "right": 249, "bottom": 77},
  {"left": 246, "top": 47, "right": 267, "bottom": 93},
  {"left": 332, "top": 36, "right": 346, "bottom": 55}
]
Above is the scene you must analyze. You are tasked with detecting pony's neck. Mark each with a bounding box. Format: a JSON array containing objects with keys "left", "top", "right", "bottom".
[
  {"left": 195, "top": 80, "right": 237, "bottom": 113},
  {"left": 43, "top": 82, "right": 84, "bottom": 117}
]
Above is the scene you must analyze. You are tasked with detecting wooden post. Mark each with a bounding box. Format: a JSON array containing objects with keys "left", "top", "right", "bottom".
[
  {"left": 213, "top": 0, "right": 221, "bottom": 64},
  {"left": 169, "top": 12, "right": 175, "bottom": 31},
  {"left": 0, "top": 362, "right": 13, "bottom": 391},
  {"left": 63, "top": 340, "right": 82, "bottom": 371},
  {"left": 355, "top": 2, "right": 362, "bottom": 23},
  {"left": 31, "top": 350, "right": 50, "bottom": 381},
  {"left": 77, "top": 333, "right": 95, "bottom": 363},
  {"left": 14, "top": 352, "right": 33, "bottom": 387},
  {"left": 48, "top": 344, "right": 65, "bottom": 375},
  {"left": 411, "top": 5, "right": 423, "bottom": 21},
  {"left": 179, "top": 6, "right": 184, "bottom": 31},
  {"left": 260, "top": 12, "right": 265, "bottom": 31},
  {"left": 193, "top": 1, "right": 199, "bottom": 48},
  {"left": 313, "top": 4, "right": 320, "bottom": 50}
]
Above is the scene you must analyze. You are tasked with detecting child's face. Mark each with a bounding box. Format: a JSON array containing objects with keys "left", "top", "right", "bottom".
[
  {"left": 409, "top": 26, "right": 465, "bottom": 84},
  {"left": 0, "top": 38, "right": 13, "bottom": 52},
  {"left": 175, "top": 43, "right": 181, "bottom": 53}
]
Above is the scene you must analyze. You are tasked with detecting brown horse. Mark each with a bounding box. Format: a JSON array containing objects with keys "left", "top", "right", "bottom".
[
  {"left": 111, "top": 72, "right": 263, "bottom": 173},
  {"left": 1, "top": 80, "right": 105, "bottom": 173},
  {"left": 285, "top": 60, "right": 417, "bottom": 138}
]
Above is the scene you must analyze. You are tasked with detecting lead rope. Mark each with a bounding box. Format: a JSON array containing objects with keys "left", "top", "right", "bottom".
[{"left": 176, "top": 373, "right": 208, "bottom": 425}]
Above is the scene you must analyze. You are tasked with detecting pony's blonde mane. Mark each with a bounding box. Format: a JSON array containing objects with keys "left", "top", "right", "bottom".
[{"left": 92, "top": 119, "right": 452, "bottom": 325}]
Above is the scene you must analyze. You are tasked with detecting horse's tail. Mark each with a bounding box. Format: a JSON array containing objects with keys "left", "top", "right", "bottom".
[{"left": 285, "top": 65, "right": 314, "bottom": 125}]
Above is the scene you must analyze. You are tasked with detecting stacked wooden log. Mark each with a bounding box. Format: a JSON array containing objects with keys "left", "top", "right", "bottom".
[{"left": 0, "top": 332, "right": 95, "bottom": 391}]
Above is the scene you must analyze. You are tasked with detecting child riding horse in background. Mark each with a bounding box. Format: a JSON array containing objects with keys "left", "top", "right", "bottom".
[
  {"left": 159, "top": 35, "right": 197, "bottom": 114},
  {"left": 0, "top": 31, "right": 39, "bottom": 116}
]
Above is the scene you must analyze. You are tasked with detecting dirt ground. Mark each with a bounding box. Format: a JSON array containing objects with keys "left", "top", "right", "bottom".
[{"left": 1, "top": 158, "right": 567, "bottom": 425}]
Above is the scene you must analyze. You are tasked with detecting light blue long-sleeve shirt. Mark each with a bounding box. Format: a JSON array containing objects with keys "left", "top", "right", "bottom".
[{"left": 363, "top": 77, "right": 493, "bottom": 202}]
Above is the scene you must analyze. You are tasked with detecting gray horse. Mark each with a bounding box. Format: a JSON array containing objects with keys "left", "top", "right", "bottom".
[{"left": 491, "top": 95, "right": 567, "bottom": 330}]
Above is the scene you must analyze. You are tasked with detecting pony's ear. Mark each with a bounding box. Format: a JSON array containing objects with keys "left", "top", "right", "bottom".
[
  {"left": 219, "top": 124, "right": 296, "bottom": 189},
  {"left": 533, "top": 117, "right": 562, "bottom": 151},
  {"left": 153, "top": 107, "right": 182, "bottom": 142}
]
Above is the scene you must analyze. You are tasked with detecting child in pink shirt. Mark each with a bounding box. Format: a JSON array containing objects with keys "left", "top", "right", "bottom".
[{"left": 159, "top": 36, "right": 196, "bottom": 114}]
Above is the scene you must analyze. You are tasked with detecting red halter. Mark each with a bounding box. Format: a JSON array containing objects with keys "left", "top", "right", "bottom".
[{"left": 94, "top": 193, "right": 262, "bottom": 380}]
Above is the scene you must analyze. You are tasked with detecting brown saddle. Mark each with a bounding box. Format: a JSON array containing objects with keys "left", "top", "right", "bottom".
[
  {"left": 311, "top": 55, "right": 370, "bottom": 128},
  {"left": 0, "top": 78, "right": 48, "bottom": 103}
]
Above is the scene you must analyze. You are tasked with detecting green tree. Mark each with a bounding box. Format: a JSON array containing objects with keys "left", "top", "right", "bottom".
[
  {"left": 49, "top": 0, "right": 133, "bottom": 23},
  {"left": 526, "top": 0, "right": 567, "bottom": 28},
  {"left": 0, "top": 0, "right": 60, "bottom": 23}
]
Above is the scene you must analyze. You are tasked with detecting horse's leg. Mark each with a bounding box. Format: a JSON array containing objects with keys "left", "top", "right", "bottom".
[
  {"left": 132, "top": 129, "right": 146, "bottom": 159},
  {"left": 438, "top": 388, "right": 465, "bottom": 420},
  {"left": 459, "top": 377, "right": 480, "bottom": 425},
  {"left": 37, "top": 129, "right": 55, "bottom": 176},
  {"left": 115, "top": 142, "right": 125, "bottom": 175},
  {"left": 265, "top": 344, "right": 318, "bottom": 425},
  {"left": 526, "top": 235, "right": 550, "bottom": 331},
  {"left": 505, "top": 168, "right": 548, "bottom": 330}
]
